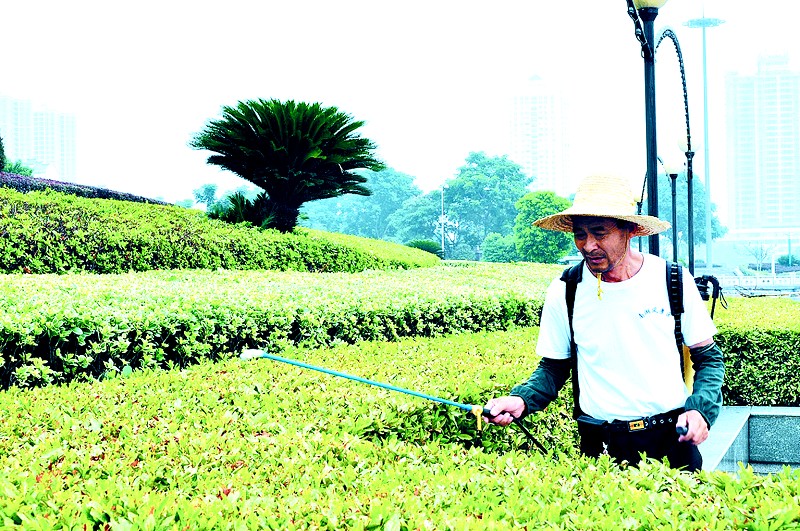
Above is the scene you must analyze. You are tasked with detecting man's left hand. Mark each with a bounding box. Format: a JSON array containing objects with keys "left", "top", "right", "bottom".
[{"left": 676, "top": 409, "right": 709, "bottom": 445}]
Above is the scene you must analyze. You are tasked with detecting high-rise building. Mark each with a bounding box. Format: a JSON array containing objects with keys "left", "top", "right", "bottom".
[
  {"left": 725, "top": 56, "right": 800, "bottom": 240},
  {"left": 0, "top": 94, "right": 77, "bottom": 182},
  {"left": 508, "top": 76, "right": 570, "bottom": 195}
]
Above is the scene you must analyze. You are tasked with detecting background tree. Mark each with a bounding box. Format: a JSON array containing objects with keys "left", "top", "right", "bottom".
[
  {"left": 3, "top": 160, "right": 34, "bottom": 177},
  {"left": 190, "top": 99, "right": 384, "bottom": 232},
  {"left": 385, "top": 193, "right": 443, "bottom": 247},
  {"left": 193, "top": 184, "right": 218, "bottom": 209},
  {"left": 300, "top": 168, "right": 420, "bottom": 240},
  {"left": 653, "top": 172, "right": 727, "bottom": 253},
  {"left": 738, "top": 242, "right": 775, "bottom": 272},
  {"left": 514, "top": 191, "right": 573, "bottom": 263},
  {"left": 482, "top": 232, "right": 519, "bottom": 262},
  {"left": 441, "top": 152, "right": 532, "bottom": 259},
  {"left": 0, "top": 132, "right": 6, "bottom": 171}
]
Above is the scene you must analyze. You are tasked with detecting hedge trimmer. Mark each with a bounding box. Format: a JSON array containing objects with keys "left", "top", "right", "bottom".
[{"left": 241, "top": 350, "right": 547, "bottom": 454}]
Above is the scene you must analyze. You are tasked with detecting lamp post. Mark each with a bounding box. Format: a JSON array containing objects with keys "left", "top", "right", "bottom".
[
  {"left": 627, "top": 0, "right": 668, "bottom": 257},
  {"left": 678, "top": 137, "right": 696, "bottom": 274},
  {"left": 655, "top": 27, "right": 694, "bottom": 275},
  {"left": 686, "top": 15, "right": 724, "bottom": 271},
  {"left": 660, "top": 157, "right": 682, "bottom": 263},
  {"left": 440, "top": 184, "right": 447, "bottom": 259}
]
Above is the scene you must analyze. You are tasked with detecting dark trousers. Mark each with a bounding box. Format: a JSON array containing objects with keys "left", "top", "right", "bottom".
[{"left": 577, "top": 415, "right": 702, "bottom": 472}]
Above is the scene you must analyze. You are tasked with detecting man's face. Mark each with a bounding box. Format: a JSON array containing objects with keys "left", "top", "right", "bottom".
[{"left": 572, "top": 216, "right": 632, "bottom": 274}]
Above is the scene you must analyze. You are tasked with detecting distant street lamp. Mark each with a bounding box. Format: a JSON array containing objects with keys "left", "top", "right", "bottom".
[
  {"left": 660, "top": 156, "right": 683, "bottom": 263},
  {"left": 678, "top": 136, "right": 696, "bottom": 274},
  {"left": 626, "top": 0, "right": 668, "bottom": 257},
  {"left": 440, "top": 184, "right": 447, "bottom": 259},
  {"left": 685, "top": 14, "right": 724, "bottom": 271}
]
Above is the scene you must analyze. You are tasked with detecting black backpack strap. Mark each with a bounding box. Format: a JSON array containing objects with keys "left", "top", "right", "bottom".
[
  {"left": 667, "top": 261, "right": 685, "bottom": 372},
  {"left": 560, "top": 260, "right": 584, "bottom": 419}
]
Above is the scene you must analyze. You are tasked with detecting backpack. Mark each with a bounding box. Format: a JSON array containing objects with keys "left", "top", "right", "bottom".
[{"left": 560, "top": 260, "right": 695, "bottom": 419}]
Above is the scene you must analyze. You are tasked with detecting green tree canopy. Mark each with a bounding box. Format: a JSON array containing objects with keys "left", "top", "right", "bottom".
[
  {"left": 387, "top": 192, "right": 442, "bottom": 246},
  {"left": 190, "top": 99, "right": 384, "bottom": 232},
  {"left": 300, "top": 168, "right": 420, "bottom": 241},
  {"left": 514, "top": 191, "right": 574, "bottom": 263},
  {"left": 482, "top": 233, "right": 519, "bottom": 263},
  {"left": 0, "top": 132, "right": 6, "bottom": 171},
  {"left": 441, "top": 152, "right": 533, "bottom": 259},
  {"left": 193, "top": 184, "right": 218, "bottom": 208}
]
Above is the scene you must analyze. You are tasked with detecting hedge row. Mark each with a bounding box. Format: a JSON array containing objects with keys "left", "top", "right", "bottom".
[
  {"left": 0, "top": 187, "right": 439, "bottom": 274},
  {"left": 0, "top": 263, "right": 555, "bottom": 389},
  {"left": 0, "top": 171, "right": 169, "bottom": 204},
  {"left": 1, "top": 263, "right": 799, "bottom": 409},
  {"left": 1, "top": 330, "right": 798, "bottom": 529}
]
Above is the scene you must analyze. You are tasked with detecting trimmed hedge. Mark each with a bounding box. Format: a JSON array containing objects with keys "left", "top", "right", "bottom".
[
  {"left": 0, "top": 187, "right": 439, "bottom": 274},
  {"left": 1, "top": 330, "right": 798, "bottom": 529},
  {"left": 1, "top": 262, "right": 799, "bottom": 410},
  {"left": 0, "top": 171, "right": 169, "bottom": 204}
]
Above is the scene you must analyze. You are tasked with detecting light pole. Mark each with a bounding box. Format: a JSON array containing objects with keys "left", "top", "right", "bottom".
[
  {"left": 686, "top": 14, "right": 724, "bottom": 271},
  {"left": 626, "top": 0, "right": 668, "bottom": 257},
  {"left": 440, "top": 184, "right": 447, "bottom": 259},
  {"left": 655, "top": 27, "right": 694, "bottom": 274},
  {"left": 660, "top": 156, "right": 682, "bottom": 263}
]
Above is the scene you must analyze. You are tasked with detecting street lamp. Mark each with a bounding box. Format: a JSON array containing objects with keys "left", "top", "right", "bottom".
[
  {"left": 626, "top": 0, "right": 668, "bottom": 257},
  {"left": 660, "top": 156, "right": 683, "bottom": 263},
  {"left": 678, "top": 136, "right": 696, "bottom": 275},
  {"left": 440, "top": 184, "right": 448, "bottom": 259},
  {"left": 654, "top": 27, "right": 694, "bottom": 274},
  {"left": 685, "top": 14, "right": 724, "bottom": 271}
]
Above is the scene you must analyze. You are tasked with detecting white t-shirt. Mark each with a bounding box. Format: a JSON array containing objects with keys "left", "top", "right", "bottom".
[{"left": 536, "top": 255, "right": 717, "bottom": 421}]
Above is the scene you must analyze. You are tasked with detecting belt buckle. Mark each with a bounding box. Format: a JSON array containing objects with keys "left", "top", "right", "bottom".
[{"left": 628, "top": 419, "right": 645, "bottom": 432}]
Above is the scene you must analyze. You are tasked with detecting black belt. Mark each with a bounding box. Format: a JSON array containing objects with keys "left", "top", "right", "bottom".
[{"left": 579, "top": 408, "right": 684, "bottom": 433}]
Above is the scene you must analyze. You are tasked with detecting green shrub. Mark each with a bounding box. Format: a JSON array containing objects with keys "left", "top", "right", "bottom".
[
  {"left": 1, "top": 330, "right": 798, "bottom": 529},
  {"left": 405, "top": 239, "right": 443, "bottom": 258},
  {"left": 0, "top": 188, "right": 438, "bottom": 274}
]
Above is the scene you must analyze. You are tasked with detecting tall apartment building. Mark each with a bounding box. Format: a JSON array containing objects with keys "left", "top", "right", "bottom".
[
  {"left": 0, "top": 94, "right": 77, "bottom": 182},
  {"left": 508, "top": 76, "right": 570, "bottom": 195},
  {"left": 725, "top": 55, "right": 800, "bottom": 240}
]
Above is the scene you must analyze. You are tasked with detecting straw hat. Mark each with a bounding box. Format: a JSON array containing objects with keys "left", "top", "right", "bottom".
[{"left": 533, "top": 175, "right": 671, "bottom": 237}]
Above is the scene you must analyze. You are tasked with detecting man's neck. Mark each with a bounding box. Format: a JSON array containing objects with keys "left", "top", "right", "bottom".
[{"left": 600, "top": 249, "right": 644, "bottom": 283}]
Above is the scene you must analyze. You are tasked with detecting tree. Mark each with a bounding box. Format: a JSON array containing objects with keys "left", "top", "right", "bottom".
[
  {"left": 386, "top": 192, "right": 443, "bottom": 247},
  {"left": 3, "top": 160, "right": 34, "bottom": 177},
  {"left": 482, "top": 233, "right": 519, "bottom": 262},
  {"left": 653, "top": 173, "right": 727, "bottom": 252},
  {"left": 739, "top": 242, "right": 775, "bottom": 272},
  {"left": 0, "top": 132, "right": 6, "bottom": 171},
  {"left": 514, "top": 191, "right": 573, "bottom": 263},
  {"left": 442, "top": 152, "right": 533, "bottom": 259},
  {"left": 300, "top": 168, "right": 420, "bottom": 240},
  {"left": 190, "top": 99, "right": 384, "bottom": 232},
  {"left": 193, "top": 183, "right": 218, "bottom": 208}
]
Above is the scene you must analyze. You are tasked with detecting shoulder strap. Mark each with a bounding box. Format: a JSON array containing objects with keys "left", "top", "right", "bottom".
[
  {"left": 560, "top": 260, "right": 584, "bottom": 419},
  {"left": 667, "top": 261, "right": 686, "bottom": 377}
]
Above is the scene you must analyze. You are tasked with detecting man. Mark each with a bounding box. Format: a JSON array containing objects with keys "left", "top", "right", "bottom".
[{"left": 485, "top": 174, "right": 724, "bottom": 471}]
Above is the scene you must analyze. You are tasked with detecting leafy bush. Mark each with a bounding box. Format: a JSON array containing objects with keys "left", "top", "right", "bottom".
[
  {"left": 0, "top": 187, "right": 438, "bottom": 274},
  {"left": 0, "top": 171, "right": 168, "bottom": 204},
  {"left": 0, "top": 263, "right": 555, "bottom": 388},
  {"left": 1, "top": 261, "right": 799, "bottom": 408},
  {"left": 1, "top": 330, "right": 798, "bottom": 529},
  {"left": 405, "top": 239, "right": 442, "bottom": 258}
]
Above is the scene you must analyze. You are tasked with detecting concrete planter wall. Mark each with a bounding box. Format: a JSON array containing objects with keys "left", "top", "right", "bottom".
[{"left": 701, "top": 406, "right": 800, "bottom": 474}]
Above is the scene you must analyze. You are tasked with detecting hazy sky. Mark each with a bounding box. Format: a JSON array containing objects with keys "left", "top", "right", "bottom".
[{"left": 2, "top": 0, "right": 797, "bottom": 221}]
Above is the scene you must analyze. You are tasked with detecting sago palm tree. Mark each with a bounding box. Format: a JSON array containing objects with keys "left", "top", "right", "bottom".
[{"left": 190, "top": 99, "right": 384, "bottom": 232}]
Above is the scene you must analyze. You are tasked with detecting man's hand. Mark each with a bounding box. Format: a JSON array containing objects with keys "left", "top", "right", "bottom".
[
  {"left": 484, "top": 396, "right": 526, "bottom": 426},
  {"left": 677, "top": 409, "right": 709, "bottom": 445}
]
